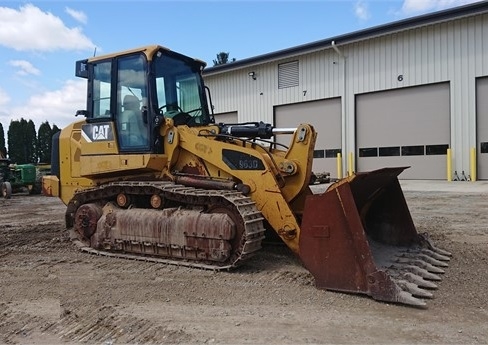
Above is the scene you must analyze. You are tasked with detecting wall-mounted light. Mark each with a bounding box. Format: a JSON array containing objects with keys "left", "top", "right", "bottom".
[{"left": 248, "top": 71, "right": 256, "bottom": 80}]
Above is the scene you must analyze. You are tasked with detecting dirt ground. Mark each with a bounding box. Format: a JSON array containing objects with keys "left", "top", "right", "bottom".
[{"left": 1, "top": 184, "right": 487, "bottom": 345}]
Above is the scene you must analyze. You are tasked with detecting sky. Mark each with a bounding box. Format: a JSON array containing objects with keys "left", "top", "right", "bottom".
[{"left": 0, "top": 0, "right": 484, "bottom": 132}]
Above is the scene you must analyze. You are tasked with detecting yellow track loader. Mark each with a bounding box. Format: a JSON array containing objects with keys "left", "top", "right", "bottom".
[{"left": 43, "top": 45, "right": 450, "bottom": 307}]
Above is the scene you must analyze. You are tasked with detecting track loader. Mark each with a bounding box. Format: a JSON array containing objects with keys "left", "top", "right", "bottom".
[{"left": 43, "top": 45, "right": 451, "bottom": 307}]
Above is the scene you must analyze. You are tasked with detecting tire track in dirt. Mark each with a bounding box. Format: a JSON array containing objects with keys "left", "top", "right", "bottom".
[{"left": 55, "top": 305, "right": 192, "bottom": 344}]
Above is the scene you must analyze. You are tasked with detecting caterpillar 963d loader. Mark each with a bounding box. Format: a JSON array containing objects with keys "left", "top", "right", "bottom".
[{"left": 43, "top": 45, "right": 451, "bottom": 307}]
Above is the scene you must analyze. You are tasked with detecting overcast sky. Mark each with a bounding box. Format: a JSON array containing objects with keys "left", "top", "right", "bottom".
[{"left": 0, "top": 0, "right": 483, "bottom": 131}]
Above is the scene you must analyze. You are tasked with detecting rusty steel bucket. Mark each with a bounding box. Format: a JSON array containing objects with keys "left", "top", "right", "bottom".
[{"left": 299, "top": 167, "right": 451, "bottom": 307}]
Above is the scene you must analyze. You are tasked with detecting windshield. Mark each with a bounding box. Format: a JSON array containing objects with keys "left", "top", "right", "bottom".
[{"left": 153, "top": 51, "right": 211, "bottom": 126}]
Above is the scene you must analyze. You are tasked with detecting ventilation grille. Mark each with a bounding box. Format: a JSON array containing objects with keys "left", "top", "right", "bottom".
[{"left": 278, "top": 61, "right": 299, "bottom": 89}]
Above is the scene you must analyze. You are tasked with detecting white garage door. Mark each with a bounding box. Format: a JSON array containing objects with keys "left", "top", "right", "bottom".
[
  {"left": 477, "top": 77, "right": 488, "bottom": 180},
  {"left": 356, "top": 83, "right": 450, "bottom": 180},
  {"left": 274, "top": 98, "right": 342, "bottom": 178},
  {"left": 213, "top": 111, "right": 238, "bottom": 125}
]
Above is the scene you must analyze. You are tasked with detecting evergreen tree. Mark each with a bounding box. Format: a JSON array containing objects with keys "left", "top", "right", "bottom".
[
  {"left": 0, "top": 122, "right": 5, "bottom": 157},
  {"left": 213, "top": 52, "right": 236, "bottom": 66},
  {"left": 37, "top": 121, "right": 53, "bottom": 163},
  {"left": 7, "top": 118, "right": 38, "bottom": 164},
  {"left": 52, "top": 124, "right": 61, "bottom": 136},
  {"left": 7, "top": 120, "right": 21, "bottom": 163},
  {"left": 26, "top": 119, "right": 37, "bottom": 163}
]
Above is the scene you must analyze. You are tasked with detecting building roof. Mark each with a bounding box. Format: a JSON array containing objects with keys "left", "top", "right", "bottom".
[{"left": 203, "top": 1, "right": 488, "bottom": 75}]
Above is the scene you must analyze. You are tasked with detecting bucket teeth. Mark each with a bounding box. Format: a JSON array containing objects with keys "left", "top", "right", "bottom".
[
  {"left": 403, "top": 272, "right": 438, "bottom": 289},
  {"left": 398, "top": 253, "right": 449, "bottom": 268},
  {"left": 419, "top": 248, "right": 451, "bottom": 262},
  {"left": 395, "top": 290, "right": 427, "bottom": 308},
  {"left": 388, "top": 270, "right": 438, "bottom": 289},
  {"left": 394, "top": 279, "right": 434, "bottom": 299},
  {"left": 393, "top": 257, "right": 445, "bottom": 274},
  {"left": 417, "top": 254, "right": 449, "bottom": 267},
  {"left": 402, "top": 248, "right": 451, "bottom": 262},
  {"left": 428, "top": 245, "right": 452, "bottom": 258},
  {"left": 390, "top": 264, "right": 442, "bottom": 281},
  {"left": 383, "top": 240, "right": 452, "bottom": 304},
  {"left": 418, "top": 233, "right": 453, "bottom": 258}
]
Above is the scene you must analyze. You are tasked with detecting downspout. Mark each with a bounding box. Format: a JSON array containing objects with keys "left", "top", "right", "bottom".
[{"left": 331, "top": 40, "right": 348, "bottom": 176}]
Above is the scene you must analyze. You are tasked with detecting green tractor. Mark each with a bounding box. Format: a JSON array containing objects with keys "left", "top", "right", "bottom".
[{"left": 0, "top": 151, "right": 41, "bottom": 199}]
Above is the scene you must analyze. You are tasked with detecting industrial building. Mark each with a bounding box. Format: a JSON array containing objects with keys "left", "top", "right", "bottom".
[{"left": 203, "top": 2, "right": 488, "bottom": 180}]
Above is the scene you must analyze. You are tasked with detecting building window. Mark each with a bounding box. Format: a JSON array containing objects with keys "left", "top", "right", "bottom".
[
  {"left": 481, "top": 142, "right": 488, "bottom": 154},
  {"left": 278, "top": 61, "right": 299, "bottom": 89},
  {"left": 402, "top": 145, "right": 424, "bottom": 156},
  {"left": 426, "top": 144, "right": 449, "bottom": 155},
  {"left": 379, "top": 146, "right": 400, "bottom": 157},
  {"left": 325, "top": 149, "right": 342, "bottom": 158},
  {"left": 313, "top": 150, "right": 325, "bottom": 158},
  {"left": 358, "top": 144, "right": 449, "bottom": 157},
  {"left": 359, "top": 147, "right": 378, "bottom": 157}
]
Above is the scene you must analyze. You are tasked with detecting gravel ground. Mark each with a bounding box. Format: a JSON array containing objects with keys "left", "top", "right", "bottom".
[{"left": 0, "top": 183, "right": 487, "bottom": 344}]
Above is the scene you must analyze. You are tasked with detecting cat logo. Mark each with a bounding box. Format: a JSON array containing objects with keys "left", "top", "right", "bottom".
[
  {"left": 81, "top": 123, "right": 114, "bottom": 142},
  {"left": 93, "top": 125, "right": 110, "bottom": 140}
]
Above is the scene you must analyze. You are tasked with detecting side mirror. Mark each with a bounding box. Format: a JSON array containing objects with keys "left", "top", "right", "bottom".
[{"left": 75, "top": 110, "right": 88, "bottom": 117}]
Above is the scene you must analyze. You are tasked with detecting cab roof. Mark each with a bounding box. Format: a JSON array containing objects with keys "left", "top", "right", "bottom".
[{"left": 86, "top": 45, "right": 206, "bottom": 67}]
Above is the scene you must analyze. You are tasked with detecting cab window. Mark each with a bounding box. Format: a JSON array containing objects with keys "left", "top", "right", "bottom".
[
  {"left": 116, "top": 54, "right": 150, "bottom": 151},
  {"left": 91, "top": 61, "right": 112, "bottom": 119}
]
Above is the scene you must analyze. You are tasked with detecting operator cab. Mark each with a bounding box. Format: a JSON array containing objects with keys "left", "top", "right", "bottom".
[{"left": 75, "top": 45, "right": 213, "bottom": 153}]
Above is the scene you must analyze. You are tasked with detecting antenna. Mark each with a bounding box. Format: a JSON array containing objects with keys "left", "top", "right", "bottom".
[{"left": 93, "top": 47, "right": 97, "bottom": 57}]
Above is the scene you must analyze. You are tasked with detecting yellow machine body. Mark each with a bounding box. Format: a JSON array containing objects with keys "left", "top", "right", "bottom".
[{"left": 44, "top": 45, "right": 450, "bottom": 307}]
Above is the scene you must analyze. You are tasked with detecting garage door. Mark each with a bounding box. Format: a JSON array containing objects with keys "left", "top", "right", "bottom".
[
  {"left": 274, "top": 98, "right": 341, "bottom": 178},
  {"left": 356, "top": 83, "right": 450, "bottom": 180},
  {"left": 213, "top": 111, "right": 238, "bottom": 125},
  {"left": 477, "top": 77, "right": 488, "bottom": 180}
]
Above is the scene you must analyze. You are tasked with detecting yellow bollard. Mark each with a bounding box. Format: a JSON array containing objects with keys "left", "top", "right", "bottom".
[
  {"left": 470, "top": 147, "right": 477, "bottom": 182},
  {"left": 348, "top": 152, "right": 354, "bottom": 177},
  {"left": 337, "top": 153, "right": 343, "bottom": 179},
  {"left": 447, "top": 148, "right": 452, "bottom": 181}
]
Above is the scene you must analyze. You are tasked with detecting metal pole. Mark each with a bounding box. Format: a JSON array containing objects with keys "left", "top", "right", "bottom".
[
  {"left": 348, "top": 152, "right": 354, "bottom": 176},
  {"left": 337, "top": 152, "right": 343, "bottom": 179},
  {"left": 470, "top": 147, "right": 477, "bottom": 182},
  {"left": 447, "top": 148, "right": 452, "bottom": 181}
]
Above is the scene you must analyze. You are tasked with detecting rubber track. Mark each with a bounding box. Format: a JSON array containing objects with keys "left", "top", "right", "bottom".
[{"left": 66, "top": 181, "right": 266, "bottom": 270}]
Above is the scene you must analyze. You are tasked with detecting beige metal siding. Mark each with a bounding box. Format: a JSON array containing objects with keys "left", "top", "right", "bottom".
[
  {"left": 204, "top": 12, "right": 488, "bottom": 179},
  {"left": 204, "top": 49, "right": 342, "bottom": 125},
  {"left": 213, "top": 111, "right": 238, "bottom": 124},
  {"left": 342, "top": 14, "right": 488, "bottom": 177}
]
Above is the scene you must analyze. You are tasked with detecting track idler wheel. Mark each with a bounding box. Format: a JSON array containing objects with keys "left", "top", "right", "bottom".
[{"left": 74, "top": 203, "right": 103, "bottom": 241}]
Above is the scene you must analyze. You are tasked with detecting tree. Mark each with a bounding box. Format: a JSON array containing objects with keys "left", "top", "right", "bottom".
[
  {"left": 7, "top": 120, "right": 21, "bottom": 162},
  {"left": 213, "top": 52, "right": 236, "bottom": 66},
  {"left": 7, "top": 118, "right": 38, "bottom": 164},
  {"left": 52, "top": 124, "right": 60, "bottom": 135},
  {"left": 26, "top": 119, "right": 37, "bottom": 163},
  {"left": 0, "top": 122, "right": 5, "bottom": 156},
  {"left": 37, "top": 121, "right": 53, "bottom": 163}
]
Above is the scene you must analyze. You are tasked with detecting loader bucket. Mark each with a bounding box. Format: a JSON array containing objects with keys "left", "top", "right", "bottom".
[{"left": 299, "top": 167, "right": 451, "bottom": 307}]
